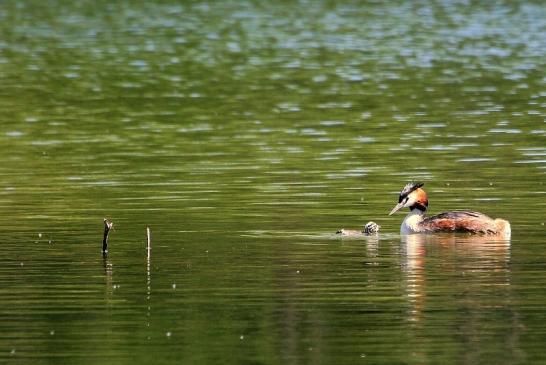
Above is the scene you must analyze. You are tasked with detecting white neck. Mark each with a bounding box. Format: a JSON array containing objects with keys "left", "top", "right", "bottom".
[{"left": 401, "top": 209, "right": 426, "bottom": 234}]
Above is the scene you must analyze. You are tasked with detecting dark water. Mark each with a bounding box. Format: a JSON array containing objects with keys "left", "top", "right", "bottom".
[{"left": 0, "top": 1, "right": 545, "bottom": 364}]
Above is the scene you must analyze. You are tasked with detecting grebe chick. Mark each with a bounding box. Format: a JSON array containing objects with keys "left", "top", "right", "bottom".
[
  {"left": 389, "top": 182, "right": 511, "bottom": 236},
  {"left": 337, "top": 221, "right": 380, "bottom": 236}
]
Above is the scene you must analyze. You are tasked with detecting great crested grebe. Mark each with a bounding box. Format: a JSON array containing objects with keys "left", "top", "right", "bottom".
[
  {"left": 337, "top": 221, "right": 380, "bottom": 236},
  {"left": 389, "top": 182, "right": 511, "bottom": 236}
]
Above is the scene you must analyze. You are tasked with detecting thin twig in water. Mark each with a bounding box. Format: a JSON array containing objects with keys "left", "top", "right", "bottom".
[
  {"left": 102, "top": 219, "right": 114, "bottom": 254},
  {"left": 146, "top": 227, "right": 151, "bottom": 258}
]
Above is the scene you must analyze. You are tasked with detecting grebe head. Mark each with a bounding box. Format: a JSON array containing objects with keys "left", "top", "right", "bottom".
[
  {"left": 363, "top": 221, "right": 380, "bottom": 235},
  {"left": 389, "top": 182, "right": 429, "bottom": 215}
]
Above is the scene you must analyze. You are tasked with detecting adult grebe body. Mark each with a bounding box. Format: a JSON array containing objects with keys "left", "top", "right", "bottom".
[{"left": 389, "top": 182, "right": 511, "bottom": 236}]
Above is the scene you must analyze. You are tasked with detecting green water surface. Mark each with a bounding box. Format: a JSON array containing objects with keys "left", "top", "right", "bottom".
[{"left": 0, "top": 1, "right": 545, "bottom": 364}]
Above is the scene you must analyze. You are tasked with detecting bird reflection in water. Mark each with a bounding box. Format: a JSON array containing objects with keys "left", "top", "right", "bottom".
[
  {"left": 401, "top": 233, "right": 523, "bottom": 362},
  {"left": 402, "top": 233, "right": 511, "bottom": 323}
]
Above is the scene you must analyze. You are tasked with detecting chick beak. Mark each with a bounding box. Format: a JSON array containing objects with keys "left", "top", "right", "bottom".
[{"left": 389, "top": 202, "right": 405, "bottom": 215}]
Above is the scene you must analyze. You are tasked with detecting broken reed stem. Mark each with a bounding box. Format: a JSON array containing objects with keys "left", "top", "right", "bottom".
[
  {"left": 146, "top": 227, "right": 151, "bottom": 257},
  {"left": 102, "top": 219, "right": 114, "bottom": 254}
]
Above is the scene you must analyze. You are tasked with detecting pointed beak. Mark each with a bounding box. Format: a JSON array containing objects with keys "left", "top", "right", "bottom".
[{"left": 389, "top": 202, "right": 405, "bottom": 215}]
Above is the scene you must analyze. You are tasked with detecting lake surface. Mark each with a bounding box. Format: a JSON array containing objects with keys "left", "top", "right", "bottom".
[{"left": 1, "top": 1, "right": 545, "bottom": 364}]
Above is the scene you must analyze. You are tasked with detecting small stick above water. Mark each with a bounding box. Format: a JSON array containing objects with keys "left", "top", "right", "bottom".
[
  {"left": 146, "top": 227, "right": 151, "bottom": 258},
  {"left": 102, "top": 219, "right": 114, "bottom": 254}
]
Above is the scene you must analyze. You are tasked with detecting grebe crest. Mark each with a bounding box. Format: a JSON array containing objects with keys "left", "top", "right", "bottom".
[
  {"left": 389, "top": 182, "right": 510, "bottom": 236},
  {"left": 389, "top": 182, "right": 428, "bottom": 214}
]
